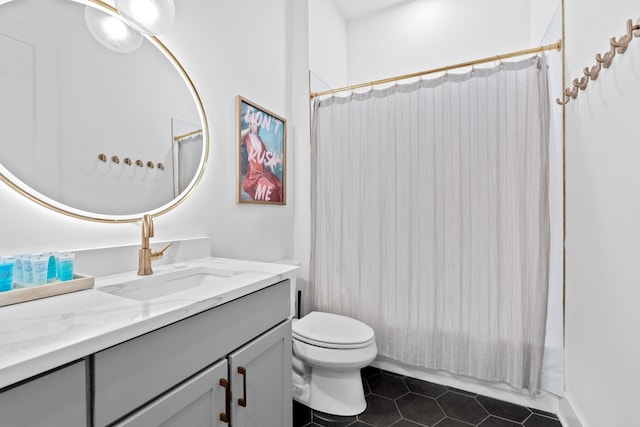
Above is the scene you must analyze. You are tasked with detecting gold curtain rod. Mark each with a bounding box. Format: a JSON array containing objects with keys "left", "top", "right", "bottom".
[
  {"left": 173, "top": 129, "right": 203, "bottom": 142},
  {"left": 310, "top": 40, "right": 562, "bottom": 99}
]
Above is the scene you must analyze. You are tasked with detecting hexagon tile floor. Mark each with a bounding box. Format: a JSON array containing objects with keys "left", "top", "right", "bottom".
[{"left": 294, "top": 367, "right": 563, "bottom": 427}]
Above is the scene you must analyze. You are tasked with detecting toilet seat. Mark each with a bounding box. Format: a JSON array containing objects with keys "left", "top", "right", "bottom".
[{"left": 292, "top": 311, "right": 375, "bottom": 349}]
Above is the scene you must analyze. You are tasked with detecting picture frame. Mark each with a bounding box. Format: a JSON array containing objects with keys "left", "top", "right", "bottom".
[{"left": 236, "top": 96, "right": 287, "bottom": 205}]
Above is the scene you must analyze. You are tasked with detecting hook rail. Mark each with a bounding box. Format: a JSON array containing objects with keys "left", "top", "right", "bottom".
[
  {"left": 97, "top": 154, "right": 164, "bottom": 171},
  {"left": 556, "top": 18, "right": 640, "bottom": 105}
]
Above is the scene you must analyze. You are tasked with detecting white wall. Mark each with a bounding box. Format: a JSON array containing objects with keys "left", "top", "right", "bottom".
[
  {"left": 529, "top": 0, "right": 562, "bottom": 44},
  {"left": 0, "top": 0, "right": 309, "bottom": 269},
  {"left": 312, "top": 0, "right": 563, "bottom": 89},
  {"left": 564, "top": 0, "right": 640, "bottom": 425},
  {"left": 308, "top": 0, "right": 348, "bottom": 89},
  {"left": 346, "top": 0, "right": 531, "bottom": 85}
]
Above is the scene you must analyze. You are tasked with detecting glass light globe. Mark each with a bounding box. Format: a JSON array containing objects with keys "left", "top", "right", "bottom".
[
  {"left": 115, "top": 0, "right": 175, "bottom": 35},
  {"left": 84, "top": 6, "right": 143, "bottom": 53}
]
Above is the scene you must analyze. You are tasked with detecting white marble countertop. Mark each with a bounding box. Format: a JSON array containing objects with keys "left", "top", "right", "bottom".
[{"left": 0, "top": 257, "right": 298, "bottom": 389}]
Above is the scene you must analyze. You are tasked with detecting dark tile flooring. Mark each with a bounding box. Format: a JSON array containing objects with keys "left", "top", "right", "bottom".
[{"left": 294, "top": 367, "right": 562, "bottom": 427}]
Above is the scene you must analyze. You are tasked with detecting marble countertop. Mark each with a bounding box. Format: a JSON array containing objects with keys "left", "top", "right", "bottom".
[{"left": 0, "top": 257, "right": 298, "bottom": 389}]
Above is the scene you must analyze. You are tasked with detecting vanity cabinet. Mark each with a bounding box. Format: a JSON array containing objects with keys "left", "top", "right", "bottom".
[
  {"left": 0, "top": 360, "right": 87, "bottom": 427},
  {"left": 114, "top": 320, "right": 292, "bottom": 427},
  {"left": 93, "top": 280, "right": 292, "bottom": 427}
]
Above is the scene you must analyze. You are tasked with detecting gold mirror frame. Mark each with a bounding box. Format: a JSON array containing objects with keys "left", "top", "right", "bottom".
[{"left": 0, "top": 0, "right": 209, "bottom": 223}]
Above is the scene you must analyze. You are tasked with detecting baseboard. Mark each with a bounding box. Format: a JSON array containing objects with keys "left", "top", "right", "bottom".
[{"left": 558, "top": 396, "right": 585, "bottom": 427}]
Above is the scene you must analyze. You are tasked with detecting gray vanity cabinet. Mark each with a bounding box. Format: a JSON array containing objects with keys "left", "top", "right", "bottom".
[
  {"left": 115, "top": 320, "right": 292, "bottom": 427},
  {"left": 0, "top": 360, "right": 87, "bottom": 427},
  {"left": 93, "top": 280, "right": 291, "bottom": 427}
]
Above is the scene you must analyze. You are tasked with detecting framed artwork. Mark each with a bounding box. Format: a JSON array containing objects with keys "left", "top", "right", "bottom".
[{"left": 236, "top": 96, "right": 286, "bottom": 205}]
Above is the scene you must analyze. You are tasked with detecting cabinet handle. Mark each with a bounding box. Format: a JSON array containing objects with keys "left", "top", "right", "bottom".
[
  {"left": 219, "top": 378, "right": 230, "bottom": 423},
  {"left": 237, "top": 366, "right": 247, "bottom": 407}
]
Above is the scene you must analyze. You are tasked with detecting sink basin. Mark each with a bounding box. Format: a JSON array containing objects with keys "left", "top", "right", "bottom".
[{"left": 97, "top": 266, "right": 241, "bottom": 301}]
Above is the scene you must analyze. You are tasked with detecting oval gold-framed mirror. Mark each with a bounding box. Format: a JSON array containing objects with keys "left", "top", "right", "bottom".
[{"left": 0, "top": 0, "right": 209, "bottom": 223}]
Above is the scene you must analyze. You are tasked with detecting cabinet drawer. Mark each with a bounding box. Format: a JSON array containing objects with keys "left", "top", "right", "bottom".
[
  {"left": 0, "top": 360, "right": 86, "bottom": 427},
  {"left": 94, "top": 280, "right": 289, "bottom": 427}
]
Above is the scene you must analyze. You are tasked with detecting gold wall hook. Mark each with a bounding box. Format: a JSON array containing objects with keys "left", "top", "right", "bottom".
[
  {"left": 595, "top": 44, "right": 616, "bottom": 68},
  {"left": 98, "top": 153, "right": 107, "bottom": 162},
  {"left": 563, "top": 86, "right": 579, "bottom": 99},
  {"left": 573, "top": 76, "right": 589, "bottom": 90},
  {"left": 124, "top": 158, "right": 132, "bottom": 166},
  {"left": 136, "top": 160, "right": 144, "bottom": 167},
  {"left": 111, "top": 155, "right": 120, "bottom": 164},
  {"left": 610, "top": 20, "right": 634, "bottom": 54},
  {"left": 583, "top": 63, "right": 601, "bottom": 81},
  {"left": 157, "top": 163, "right": 165, "bottom": 170},
  {"left": 147, "top": 161, "right": 155, "bottom": 169},
  {"left": 555, "top": 96, "right": 570, "bottom": 106}
]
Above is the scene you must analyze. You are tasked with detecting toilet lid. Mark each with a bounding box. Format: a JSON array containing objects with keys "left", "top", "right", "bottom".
[{"left": 292, "top": 311, "right": 375, "bottom": 349}]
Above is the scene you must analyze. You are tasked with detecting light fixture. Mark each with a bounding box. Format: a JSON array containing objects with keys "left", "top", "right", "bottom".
[
  {"left": 84, "top": 5, "right": 143, "bottom": 53},
  {"left": 115, "top": 0, "right": 175, "bottom": 35}
]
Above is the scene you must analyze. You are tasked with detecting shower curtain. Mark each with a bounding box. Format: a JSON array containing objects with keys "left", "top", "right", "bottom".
[
  {"left": 173, "top": 133, "right": 203, "bottom": 196},
  {"left": 310, "top": 55, "right": 551, "bottom": 392}
]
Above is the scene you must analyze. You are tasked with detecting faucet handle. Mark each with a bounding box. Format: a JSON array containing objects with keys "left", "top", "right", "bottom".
[
  {"left": 151, "top": 243, "right": 172, "bottom": 262},
  {"left": 157, "top": 243, "right": 172, "bottom": 256}
]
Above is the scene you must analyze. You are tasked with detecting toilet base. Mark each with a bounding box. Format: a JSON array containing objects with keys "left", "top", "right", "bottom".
[{"left": 293, "top": 366, "right": 366, "bottom": 416}]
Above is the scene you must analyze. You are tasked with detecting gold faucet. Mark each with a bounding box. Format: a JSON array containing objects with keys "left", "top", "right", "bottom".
[{"left": 138, "top": 214, "right": 171, "bottom": 275}]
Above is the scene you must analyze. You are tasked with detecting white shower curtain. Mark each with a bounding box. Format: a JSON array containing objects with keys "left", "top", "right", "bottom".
[
  {"left": 173, "top": 133, "right": 203, "bottom": 196},
  {"left": 311, "top": 55, "right": 550, "bottom": 392}
]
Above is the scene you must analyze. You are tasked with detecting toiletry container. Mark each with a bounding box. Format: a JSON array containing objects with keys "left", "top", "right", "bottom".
[{"left": 0, "top": 257, "right": 15, "bottom": 292}]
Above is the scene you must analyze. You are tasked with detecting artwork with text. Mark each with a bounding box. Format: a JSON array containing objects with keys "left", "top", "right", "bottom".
[{"left": 237, "top": 97, "right": 286, "bottom": 204}]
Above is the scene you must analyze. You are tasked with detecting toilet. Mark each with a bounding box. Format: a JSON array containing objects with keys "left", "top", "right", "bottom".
[
  {"left": 274, "top": 259, "right": 378, "bottom": 416},
  {"left": 291, "top": 311, "right": 377, "bottom": 416}
]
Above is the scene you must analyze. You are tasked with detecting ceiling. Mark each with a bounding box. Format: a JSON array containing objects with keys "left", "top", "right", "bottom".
[{"left": 332, "top": 0, "right": 410, "bottom": 21}]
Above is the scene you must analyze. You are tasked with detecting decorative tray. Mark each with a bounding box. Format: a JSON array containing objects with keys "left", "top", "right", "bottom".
[{"left": 0, "top": 274, "right": 95, "bottom": 308}]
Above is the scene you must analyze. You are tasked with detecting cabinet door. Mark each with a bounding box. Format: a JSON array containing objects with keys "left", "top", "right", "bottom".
[
  {"left": 229, "top": 319, "right": 292, "bottom": 427},
  {"left": 0, "top": 360, "right": 86, "bottom": 427},
  {"left": 114, "top": 359, "right": 229, "bottom": 427}
]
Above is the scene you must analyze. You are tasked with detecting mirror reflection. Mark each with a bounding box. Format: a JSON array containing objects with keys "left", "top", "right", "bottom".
[{"left": 0, "top": 0, "right": 205, "bottom": 219}]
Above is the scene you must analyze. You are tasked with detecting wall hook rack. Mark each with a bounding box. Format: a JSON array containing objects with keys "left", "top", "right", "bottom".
[
  {"left": 97, "top": 154, "right": 165, "bottom": 171},
  {"left": 556, "top": 17, "right": 640, "bottom": 105}
]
